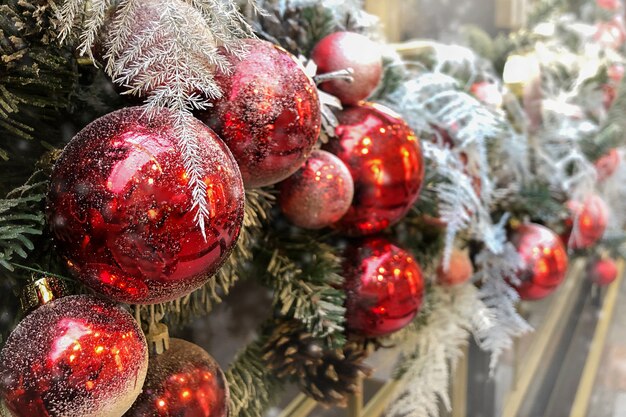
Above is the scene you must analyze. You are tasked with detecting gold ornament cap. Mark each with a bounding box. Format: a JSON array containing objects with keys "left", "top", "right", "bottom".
[{"left": 19, "top": 275, "right": 68, "bottom": 314}]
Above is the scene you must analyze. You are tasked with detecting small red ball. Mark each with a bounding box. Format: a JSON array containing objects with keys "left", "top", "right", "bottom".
[
  {"left": 343, "top": 238, "right": 425, "bottom": 337},
  {"left": 325, "top": 102, "right": 425, "bottom": 236},
  {"left": 0, "top": 295, "right": 148, "bottom": 417},
  {"left": 595, "top": 148, "right": 620, "bottom": 181},
  {"left": 597, "top": 0, "right": 622, "bottom": 10},
  {"left": 511, "top": 223, "right": 569, "bottom": 300},
  {"left": 436, "top": 247, "right": 474, "bottom": 286},
  {"left": 565, "top": 195, "right": 609, "bottom": 249},
  {"left": 590, "top": 258, "right": 619, "bottom": 286},
  {"left": 311, "top": 32, "right": 383, "bottom": 105},
  {"left": 46, "top": 107, "right": 245, "bottom": 304},
  {"left": 126, "top": 339, "right": 228, "bottom": 417},
  {"left": 279, "top": 150, "right": 354, "bottom": 229},
  {"left": 200, "top": 39, "right": 321, "bottom": 188}
]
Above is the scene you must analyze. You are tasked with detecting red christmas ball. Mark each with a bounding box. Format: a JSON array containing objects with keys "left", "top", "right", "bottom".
[
  {"left": 200, "top": 39, "right": 321, "bottom": 188},
  {"left": 595, "top": 148, "right": 620, "bottom": 181},
  {"left": 590, "top": 258, "right": 619, "bottom": 286},
  {"left": 324, "top": 102, "right": 424, "bottom": 236},
  {"left": 597, "top": 0, "right": 622, "bottom": 10},
  {"left": 0, "top": 295, "right": 148, "bottom": 417},
  {"left": 594, "top": 17, "right": 626, "bottom": 49},
  {"left": 279, "top": 150, "right": 354, "bottom": 229},
  {"left": 343, "top": 238, "right": 425, "bottom": 337},
  {"left": 46, "top": 107, "right": 245, "bottom": 304},
  {"left": 470, "top": 81, "right": 503, "bottom": 108},
  {"left": 311, "top": 32, "right": 383, "bottom": 105},
  {"left": 126, "top": 339, "right": 228, "bottom": 417},
  {"left": 565, "top": 195, "right": 609, "bottom": 249},
  {"left": 436, "top": 247, "right": 474, "bottom": 286},
  {"left": 511, "top": 223, "right": 569, "bottom": 300}
]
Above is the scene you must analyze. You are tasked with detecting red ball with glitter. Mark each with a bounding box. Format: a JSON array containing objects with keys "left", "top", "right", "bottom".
[
  {"left": 590, "top": 258, "right": 619, "bottom": 286},
  {"left": 0, "top": 295, "right": 148, "bottom": 417},
  {"left": 511, "top": 223, "right": 569, "bottom": 301},
  {"left": 126, "top": 338, "right": 228, "bottom": 417},
  {"left": 279, "top": 150, "right": 354, "bottom": 229},
  {"left": 343, "top": 238, "right": 425, "bottom": 337},
  {"left": 564, "top": 194, "right": 609, "bottom": 249},
  {"left": 200, "top": 39, "right": 321, "bottom": 188},
  {"left": 324, "top": 102, "right": 424, "bottom": 236},
  {"left": 311, "top": 31, "right": 382, "bottom": 105},
  {"left": 46, "top": 107, "right": 245, "bottom": 304}
]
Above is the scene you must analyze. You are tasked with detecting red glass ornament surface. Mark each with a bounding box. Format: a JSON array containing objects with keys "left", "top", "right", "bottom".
[
  {"left": 200, "top": 39, "right": 321, "bottom": 188},
  {"left": 595, "top": 148, "right": 620, "bottom": 181},
  {"left": 590, "top": 258, "right": 618, "bottom": 286},
  {"left": 0, "top": 295, "right": 148, "bottom": 417},
  {"left": 126, "top": 338, "right": 228, "bottom": 417},
  {"left": 436, "top": 247, "right": 474, "bottom": 286},
  {"left": 565, "top": 195, "right": 609, "bottom": 249},
  {"left": 511, "top": 223, "right": 569, "bottom": 301},
  {"left": 46, "top": 107, "right": 245, "bottom": 304},
  {"left": 279, "top": 150, "right": 354, "bottom": 229},
  {"left": 325, "top": 102, "right": 424, "bottom": 236},
  {"left": 343, "top": 238, "right": 425, "bottom": 337},
  {"left": 311, "top": 31, "right": 382, "bottom": 105}
]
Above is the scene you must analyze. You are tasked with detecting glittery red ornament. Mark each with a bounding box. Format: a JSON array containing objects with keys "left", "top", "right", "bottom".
[
  {"left": 589, "top": 258, "right": 619, "bottom": 286},
  {"left": 311, "top": 32, "right": 382, "bottom": 105},
  {"left": 595, "top": 148, "right": 620, "bottom": 181},
  {"left": 278, "top": 150, "right": 354, "bottom": 229},
  {"left": 126, "top": 338, "right": 228, "bottom": 417},
  {"left": 511, "top": 223, "right": 569, "bottom": 300},
  {"left": 0, "top": 295, "right": 148, "bottom": 417},
  {"left": 565, "top": 195, "right": 609, "bottom": 249},
  {"left": 46, "top": 107, "right": 244, "bottom": 304},
  {"left": 324, "top": 102, "right": 424, "bottom": 236},
  {"left": 436, "top": 247, "right": 474, "bottom": 286},
  {"left": 343, "top": 238, "right": 425, "bottom": 337},
  {"left": 200, "top": 39, "right": 321, "bottom": 188}
]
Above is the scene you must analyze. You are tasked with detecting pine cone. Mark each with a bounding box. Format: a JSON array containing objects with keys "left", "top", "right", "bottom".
[{"left": 262, "top": 320, "right": 371, "bottom": 407}]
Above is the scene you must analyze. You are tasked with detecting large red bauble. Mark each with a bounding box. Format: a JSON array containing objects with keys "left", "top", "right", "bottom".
[
  {"left": 200, "top": 39, "right": 321, "bottom": 188},
  {"left": 343, "top": 238, "right": 425, "bottom": 337},
  {"left": 46, "top": 107, "right": 245, "bottom": 304},
  {"left": 0, "top": 295, "right": 148, "bottom": 417},
  {"left": 565, "top": 195, "right": 609, "bottom": 249},
  {"left": 589, "top": 258, "right": 619, "bottom": 286},
  {"left": 595, "top": 148, "right": 620, "bottom": 181},
  {"left": 126, "top": 338, "right": 228, "bottom": 417},
  {"left": 311, "top": 32, "right": 382, "bottom": 105},
  {"left": 325, "top": 102, "right": 424, "bottom": 236},
  {"left": 511, "top": 223, "right": 569, "bottom": 300},
  {"left": 278, "top": 150, "right": 354, "bottom": 229}
]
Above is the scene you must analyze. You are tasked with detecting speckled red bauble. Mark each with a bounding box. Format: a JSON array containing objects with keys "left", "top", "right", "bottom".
[
  {"left": 589, "top": 258, "right": 619, "bottom": 286},
  {"left": 436, "top": 247, "right": 474, "bottom": 286},
  {"left": 311, "top": 32, "right": 382, "bottom": 105},
  {"left": 565, "top": 195, "right": 609, "bottom": 249},
  {"left": 343, "top": 238, "right": 425, "bottom": 337},
  {"left": 511, "top": 223, "right": 569, "bottom": 301},
  {"left": 595, "top": 148, "right": 620, "bottom": 181},
  {"left": 46, "top": 107, "right": 245, "bottom": 304},
  {"left": 0, "top": 295, "right": 148, "bottom": 417},
  {"left": 278, "top": 150, "right": 354, "bottom": 229},
  {"left": 200, "top": 39, "right": 321, "bottom": 188},
  {"left": 324, "top": 102, "right": 424, "bottom": 236},
  {"left": 126, "top": 339, "right": 228, "bottom": 417}
]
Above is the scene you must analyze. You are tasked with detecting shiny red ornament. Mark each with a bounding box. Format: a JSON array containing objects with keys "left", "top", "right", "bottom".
[
  {"left": 565, "top": 195, "right": 609, "bottom": 249},
  {"left": 311, "top": 31, "right": 383, "bottom": 105},
  {"left": 436, "top": 247, "right": 474, "bottom": 286},
  {"left": 594, "top": 16, "right": 626, "bottom": 49},
  {"left": 470, "top": 81, "right": 503, "bottom": 108},
  {"left": 200, "top": 39, "right": 321, "bottom": 188},
  {"left": 0, "top": 295, "right": 148, "bottom": 417},
  {"left": 325, "top": 102, "right": 424, "bottom": 236},
  {"left": 46, "top": 107, "right": 245, "bottom": 304},
  {"left": 343, "top": 238, "right": 425, "bottom": 337},
  {"left": 126, "top": 338, "right": 228, "bottom": 417},
  {"left": 595, "top": 148, "right": 620, "bottom": 181},
  {"left": 596, "top": 0, "right": 622, "bottom": 10},
  {"left": 279, "top": 150, "right": 354, "bottom": 229},
  {"left": 589, "top": 258, "right": 619, "bottom": 286},
  {"left": 511, "top": 223, "right": 569, "bottom": 300}
]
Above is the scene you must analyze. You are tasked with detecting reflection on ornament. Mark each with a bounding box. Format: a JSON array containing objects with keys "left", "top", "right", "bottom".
[
  {"left": 565, "top": 195, "right": 609, "bottom": 249},
  {"left": 46, "top": 107, "right": 244, "bottom": 304}
]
